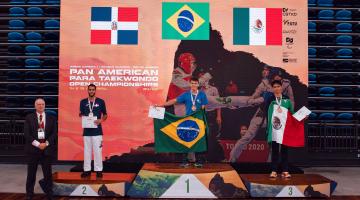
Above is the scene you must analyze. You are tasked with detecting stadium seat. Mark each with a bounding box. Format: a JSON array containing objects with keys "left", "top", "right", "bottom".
[
  {"left": 336, "top": 113, "right": 353, "bottom": 121},
  {"left": 42, "top": 58, "right": 58, "bottom": 68},
  {"left": 319, "top": 35, "right": 335, "bottom": 45},
  {"left": 25, "top": 32, "right": 42, "bottom": 42},
  {"left": 318, "top": 22, "right": 336, "bottom": 32},
  {"left": 318, "top": 48, "right": 336, "bottom": 58},
  {"left": 42, "top": 71, "right": 58, "bottom": 81},
  {"left": 319, "top": 86, "right": 335, "bottom": 97},
  {"left": 317, "top": 60, "right": 336, "bottom": 71},
  {"left": 336, "top": 48, "right": 353, "bottom": 58},
  {"left": 24, "top": 84, "right": 40, "bottom": 94},
  {"left": 24, "top": 71, "right": 41, "bottom": 81},
  {"left": 336, "top": 74, "right": 354, "bottom": 84},
  {"left": 27, "top": 20, "right": 42, "bottom": 29},
  {"left": 308, "top": 10, "right": 317, "bottom": 20},
  {"left": 43, "top": 45, "right": 58, "bottom": 55},
  {"left": 41, "top": 84, "right": 58, "bottom": 94},
  {"left": 336, "top": 35, "right": 352, "bottom": 45},
  {"left": 8, "top": 45, "right": 24, "bottom": 55},
  {"left": 353, "top": 48, "right": 360, "bottom": 58},
  {"left": 309, "top": 60, "right": 317, "bottom": 71},
  {"left": 309, "top": 35, "right": 318, "bottom": 45},
  {"left": 43, "top": 32, "right": 59, "bottom": 42},
  {"left": 9, "top": 7, "right": 25, "bottom": 16},
  {"left": 336, "top": 23, "right": 352, "bottom": 32},
  {"left": 353, "top": 36, "right": 360, "bottom": 46},
  {"left": 6, "top": 84, "right": 22, "bottom": 94},
  {"left": 9, "top": 19, "right": 25, "bottom": 29},
  {"left": 335, "top": 10, "right": 352, "bottom": 20},
  {"left": 318, "top": 10, "right": 334, "bottom": 20},
  {"left": 6, "top": 71, "right": 22, "bottom": 81},
  {"left": 336, "top": 87, "right": 353, "bottom": 97},
  {"left": 334, "top": 0, "right": 352, "bottom": 7},
  {"left": 308, "top": 0, "right": 317, "bottom": 6},
  {"left": 44, "top": 7, "right": 60, "bottom": 16},
  {"left": 308, "top": 99, "right": 318, "bottom": 110},
  {"left": 308, "top": 86, "right": 318, "bottom": 97},
  {"left": 353, "top": 10, "right": 360, "bottom": 20},
  {"left": 319, "top": 112, "right": 336, "bottom": 120},
  {"left": 44, "top": 19, "right": 60, "bottom": 29},
  {"left": 308, "top": 48, "right": 317, "bottom": 58},
  {"left": 308, "top": 22, "right": 317, "bottom": 32},
  {"left": 355, "top": 87, "right": 360, "bottom": 97},
  {"left": 318, "top": 99, "right": 336, "bottom": 109},
  {"left": 23, "top": 97, "right": 37, "bottom": 107},
  {"left": 337, "top": 100, "right": 353, "bottom": 110},
  {"left": 45, "top": 0, "right": 60, "bottom": 4},
  {"left": 317, "top": 0, "right": 334, "bottom": 6},
  {"left": 336, "top": 60, "right": 353, "bottom": 71},
  {"left": 27, "top": 7, "right": 44, "bottom": 17},
  {"left": 8, "top": 58, "right": 24, "bottom": 68},
  {"left": 309, "top": 112, "right": 318, "bottom": 120},
  {"left": 318, "top": 74, "right": 336, "bottom": 84},
  {"left": 6, "top": 110, "right": 22, "bottom": 118},
  {"left": 353, "top": 24, "right": 360, "bottom": 33},
  {"left": 5, "top": 97, "right": 22, "bottom": 107},
  {"left": 10, "top": 0, "right": 25, "bottom": 4},
  {"left": 309, "top": 73, "right": 317, "bottom": 84},
  {"left": 25, "top": 45, "right": 41, "bottom": 56},
  {"left": 27, "top": 0, "right": 44, "bottom": 4},
  {"left": 8, "top": 32, "right": 24, "bottom": 42},
  {"left": 25, "top": 58, "right": 41, "bottom": 68}
]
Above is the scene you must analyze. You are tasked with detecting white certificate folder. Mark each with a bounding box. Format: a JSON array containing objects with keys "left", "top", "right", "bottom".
[
  {"left": 148, "top": 106, "right": 165, "bottom": 120},
  {"left": 82, "top": 116, "right": 98, "bottom": 128},
  {"left": 293, "top": 106, "right": 312, "bottom": 121}
]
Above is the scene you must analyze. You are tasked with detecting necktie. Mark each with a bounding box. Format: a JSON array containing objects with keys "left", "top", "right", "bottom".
[{"left": 39, "top": 114, "right": 44, "bottom": 129}]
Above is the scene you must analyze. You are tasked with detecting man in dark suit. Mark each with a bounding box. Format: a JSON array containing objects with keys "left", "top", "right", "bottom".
[{"left": 24, "top": 98, "right": 57, "bottom": 200}]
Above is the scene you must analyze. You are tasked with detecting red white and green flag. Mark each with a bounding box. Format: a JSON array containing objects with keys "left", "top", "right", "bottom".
[
  {"left": 233, "top": 8, "right": 282, "bottom": 45},
  {"left": 267, "top": 99, "right": 305, "bottom": 147}
]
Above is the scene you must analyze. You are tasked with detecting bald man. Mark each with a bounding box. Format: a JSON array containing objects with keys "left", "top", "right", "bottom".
[{"left": 24, "top": 98, "right": 57, "bottom": 200}]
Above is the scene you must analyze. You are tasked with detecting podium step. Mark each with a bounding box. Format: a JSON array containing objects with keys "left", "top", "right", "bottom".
[
  {"left": 241, "top": 174, "right": 337, "bottom": 198},
  {"left": 52, "top": 172, "right": 136, "bottom": 197}
]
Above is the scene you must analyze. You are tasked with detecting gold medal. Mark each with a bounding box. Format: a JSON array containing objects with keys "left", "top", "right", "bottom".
[{"left": 192, "top": 105, "right": 196, "bottom": 111}]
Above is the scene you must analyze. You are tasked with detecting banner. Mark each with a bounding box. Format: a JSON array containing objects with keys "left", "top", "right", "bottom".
[{"left": 58, "top": 0, "right": 308, "bottom": 161}]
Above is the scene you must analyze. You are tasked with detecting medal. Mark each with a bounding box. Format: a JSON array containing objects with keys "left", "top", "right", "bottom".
[
  {"left": 89, "top": 112, "right": 93, "bottom": 117},
  {"left": 190, "top": 90, "right": 199, "bottom": 112},
  {"left": 191, "top": 105, "right": 196, "bottom": 111},
  {"left": 277, "top": 106, "right": 282, "bottom": 113},
  {"left": 275, "top": 95, "right": 282, "bottom": 113},
  {"left": 88, "top": 97, "right": 96, "bottom": 117}
]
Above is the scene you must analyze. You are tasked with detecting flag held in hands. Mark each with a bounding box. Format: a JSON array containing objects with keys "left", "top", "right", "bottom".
[{"left": 154, "top": 110, "right": 208, "bottom": 153}]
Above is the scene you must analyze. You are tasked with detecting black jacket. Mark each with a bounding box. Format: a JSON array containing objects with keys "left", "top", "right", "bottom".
[{"left": 24, "top": 112, "right": 57, "bottom": 156}]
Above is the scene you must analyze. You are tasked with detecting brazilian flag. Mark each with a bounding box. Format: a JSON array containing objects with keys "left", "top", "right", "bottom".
[{"left": 154, "top": 110, "right": 208, "bottom": 153}]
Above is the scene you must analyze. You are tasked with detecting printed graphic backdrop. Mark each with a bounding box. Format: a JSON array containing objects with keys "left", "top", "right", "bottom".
[{"left": 58, "top": 0, "right": 308, "bottom": 161}]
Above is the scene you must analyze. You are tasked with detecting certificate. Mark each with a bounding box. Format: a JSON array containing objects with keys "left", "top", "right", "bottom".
[
  {"left": 82, "top": 116, "right": 98, "bottom": 128},
  {"left": 148, "top": 106, "right": 165, "bottom": 119},
  {"left": 293, "top": 106, "right": 311, "bottom": 121}
]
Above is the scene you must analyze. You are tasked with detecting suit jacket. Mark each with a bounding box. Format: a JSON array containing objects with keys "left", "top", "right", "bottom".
[{"left": 24, "top": 112, "right": 57, "bottom": 156}]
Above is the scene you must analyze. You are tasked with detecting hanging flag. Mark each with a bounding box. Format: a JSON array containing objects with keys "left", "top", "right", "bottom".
[
  {"left": 162, "top": 2, "right": 209, "bottom": 40},
  {"left": 233, "top": 8, "right": 282, "bottom": 45},
  {"left": 90, "top": 7, "right": 138, "bottom": 45},
  {"left": 267, "top": 99, "right": 305, "bottom": 147},
  {"left": 154, "top": 110, "right": 208, "bottom": 153}
]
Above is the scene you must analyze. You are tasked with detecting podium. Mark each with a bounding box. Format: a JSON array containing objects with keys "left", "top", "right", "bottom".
[
  {"left": 52, "top": 172, "right": 136, "bottom": 197},
  {"left": 127, "top": 163, "right": 249, "bottom": 198},
  {"left": 241, "top": 174, "right": 337, "bottom": 198}
]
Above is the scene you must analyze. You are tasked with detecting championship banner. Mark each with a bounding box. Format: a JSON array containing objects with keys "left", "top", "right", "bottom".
[{"left": 58, "top": 0, "right": 308, "bottom": 161}]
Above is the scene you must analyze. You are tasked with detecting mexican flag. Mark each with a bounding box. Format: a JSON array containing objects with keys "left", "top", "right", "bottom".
[
  {"left": 233, "top": 8, "right": 282, "bottom": 45},
  {"left": 154, "top": 110, "right": 208, "bottom": 153},
  {"left": 267, "top": 99, "right": 305, "bottom": 147}
]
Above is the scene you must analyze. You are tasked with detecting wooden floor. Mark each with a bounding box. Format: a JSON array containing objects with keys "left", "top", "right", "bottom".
[{"left": 0, "top": 193, "right": 359, "bottom": 200}]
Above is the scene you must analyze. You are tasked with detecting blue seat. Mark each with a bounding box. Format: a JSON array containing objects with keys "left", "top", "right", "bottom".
[
  {"left": 309, "top": 74, "right": 317, "bottom": 83},
  {"left": 25, "top": 32, "right": 42, "bottom": 42},
  {"left": 318, "top": 99, "right": 336, "bottom": 109},
  {"left": 335, "top": 10, "right": 352, "bottom": 20},
  {"left": 10, "top": 0, "right": 25, "bottom": 4},
  {"left": 43, "top": 32, "right": 59, "bottom": 42},
  {"left": 309, "top": 112, "right": 318, "bottom": 120},
  {"left": 45, "top": 0, "right": 60, "bottom": 4},
  {"left": 41, "top": 84, "right": 58, "bottom": 94},
  {"left": 308, "top": 22, "right": 317, "bottom": 32},
  {"left": 318, "top": 48, "right": 335, "bottom": 58},
  {"left": 7, "top": 71, "right": 22, "bottom": 81},
  {"left": 8, "top": 32, "right": 24, "bottom": 42},
  {"left": 25, "top": 45, "right": 41, "bottom": 56},
  {"left": 45, "top": 110, "right": 57, "bottom": 117},
  {"left": 317, "top": 0, "right": 334, "bottom": 6},
  {"left": 336, "top": 48, "right": 353, "bottom": 58},
  {"left": 318, "top": 10, "right": 334, "bottom": 20},
  {"left": 336, "top": 23, "right": 352, "bottom": 32},
  {"left": 27, "top": 7, "right": 43, "bottom": 17},
  {"left": 319, "top": 87, "right": 335, "bottom": 97},
  {"left": 308, "top": 86, "right": 318, "bottom": 97},
  {"left": 23, "top": 97, "right": 37, "bottom": 107},
  {"left": 24, "top": 84, "right": 40, "bottom": 94},
  {"left": 319, "top": 35, "right": 335, "bottom": 45},
  {"left": 8, "top": 45, "right": 24, "bottom": 55},
  {"left": 308, "top": 48, "right": 317, "bottom": 58},
  {"left": 336, "top": 113, "right": 353, "bottom": 121},
  {"left": 43, "top": 97, "right": 57, "bottom": 107},
  {"left": 336, "top": 60, "right": 353, "bottom": 71},
  {"left": 7, "top": 84, "right": 22, "bottom": 94},
  {"left": 319, "top": 112, "right": 336, "bottom": 120},
  {"left": 318, "top": 74, "right": 336, "bottom": 84},
  {"left": 43, "top": 45, "right": 58, "bottom": 55},
  {"left": 8, "top": 58, "right": 24, "bottom": 68},
  {"left": 336, "top": 87, "right": 353, "bottom": 97},
  {"left": 336, "top": 74, "right": 354, "bottom": 84},
  {"left": 42, "top": 58, "right": 57, "bottom": 68},
  {"left": 25, "top": 58, "right": 41, "bottom": 68},
  {"left": 24, "top": 71, "right": 41, "bottom": 81},
  {"left": 308, "top": 0, "right": 317, "bottom": 6},
  {"left": 42, "top": 71, "right": 58, "bottom": 81},
  {"left": 317, "top": 60, "right": 336, "bottom": 71},
  {"left": 44, "top": 7, "right": 60, "bottom": 16},
  {"left": 336, "top": 35, "right": 352, "bottom": 45},
  {"left": 44, "top": 19, "right": 60, "bottom": 29},
  {"left": 337, "top": 100, "right": 353, "bottom": 110},
  {"left": 318, "top": 22, "right": 336, "bottom": 32},
  {"left": 27, "top": 0, "right": 44, "bottom": 4},
  {"left": 9, "top": 7, "right": 25, "bottom": 16},
  {"left": 334, "top": 0, "right": 352, "bottom": 7},
  {"left": 5, "top": 97, "right": 22, "bottom": 107},
  {"left": 9, "top": 19, "right": 25, "bottom": 29}
]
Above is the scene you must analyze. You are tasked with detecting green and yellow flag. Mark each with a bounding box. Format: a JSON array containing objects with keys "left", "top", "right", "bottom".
[
  {"left": 162, "top": 2, "right": 209, "bottom": 40},
  {"left": 154, "top": 110, "right": 208, "bottom": 153}
]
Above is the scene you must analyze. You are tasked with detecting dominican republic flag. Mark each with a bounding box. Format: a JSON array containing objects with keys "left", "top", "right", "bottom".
[
  {"left": 267, "top": 100, "right": 305, "bottom": 147},
  {"left": 90, "top": 7, "right": 138, "bottom": 45},
  {"left": 233, "top": 8, "right": 282, "bottom": 45}
]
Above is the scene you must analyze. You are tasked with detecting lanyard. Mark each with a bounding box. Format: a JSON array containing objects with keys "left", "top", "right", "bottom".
[
  {"left": 191, "top": 90, "right": 199, "bottom": 106},
  {"left": 88, "top": 97, "right": 96, "bottom": 113}
]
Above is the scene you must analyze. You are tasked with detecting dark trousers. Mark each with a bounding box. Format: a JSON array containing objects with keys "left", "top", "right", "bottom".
[
  {"left": 26, "top": 154, "right": 53, "bottom": 197},
  {"left": 271, "top": 142, "right": 289, "bottom": 172}
]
